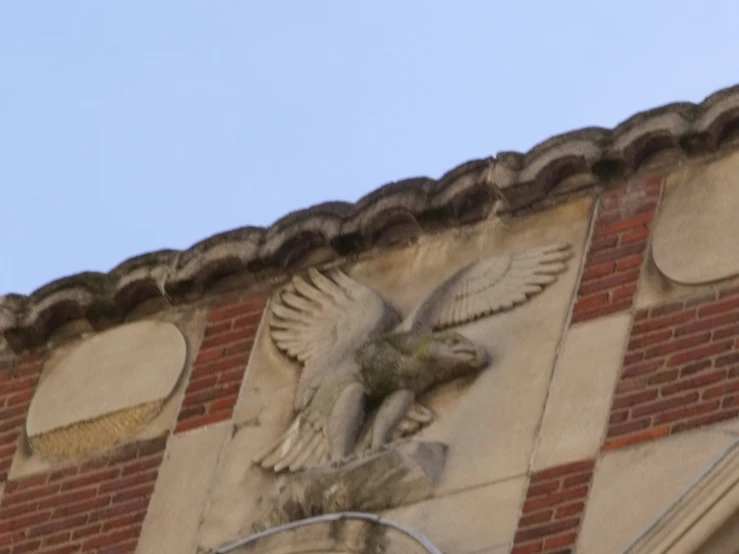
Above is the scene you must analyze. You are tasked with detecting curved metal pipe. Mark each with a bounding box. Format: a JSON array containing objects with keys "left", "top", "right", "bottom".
[{"left": 215, "top": 511, "right": 444, "bottom": 554}]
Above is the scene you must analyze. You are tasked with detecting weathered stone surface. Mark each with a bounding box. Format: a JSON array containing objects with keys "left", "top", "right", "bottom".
[
  {"left": 199, "top": 424, "right": 289, "bottom": 552},
  {"left": 533, "top": 313, "right": 631, "bottom": 470},
  {"left": 382, "top": 475, "right": 526, "bottom": 554},
  {"left": 215, "top": 514, "right": 445, "bottom": 554},
  {"left": 579, "top": 426, "right": 739, "bottom": 554},
  {"left": 625, "top": 441, "right": 739, "bottom": 554},
  {"left": 634, "top": 253, "right": 719, "bottom": 310},
  {"left": 138, "top": 422, "right": 231, "bottom": 554},
  {"left": 653, "top": 151, "right": 739, "bottom": 285},
  {"left": 389, "top": 200, "right": 590, "bottom": 495},
  {"left": 719, "top": 418, "right": 739, "bottom": 436},
  {"left": 258, "top": 200, "right": 588, "bottom": 492},
  {"left": 256, "top": 441, "right": 447, "bottom": 530}
]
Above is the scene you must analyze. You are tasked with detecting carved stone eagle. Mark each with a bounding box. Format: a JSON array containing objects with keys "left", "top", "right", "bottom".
[{"left": 255, "top": 243, "right": 572, "bottom": 473}]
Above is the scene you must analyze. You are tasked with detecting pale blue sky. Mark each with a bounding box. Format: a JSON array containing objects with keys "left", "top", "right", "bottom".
[{"left": 1, "top": 1, "right": 736, "bottom": 295}]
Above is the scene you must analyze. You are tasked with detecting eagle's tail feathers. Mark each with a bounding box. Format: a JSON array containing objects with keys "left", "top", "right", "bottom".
[
  {"left": 255, "top": 415, "right": 330, "bottom": 473},
  {"left": 255, "top": 416, "right": 302, "bottom": 470}
]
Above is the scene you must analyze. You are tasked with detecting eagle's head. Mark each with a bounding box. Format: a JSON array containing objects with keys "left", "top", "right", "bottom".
[{"left": 356, "top": 330, "right": 489, "bottom": 400}]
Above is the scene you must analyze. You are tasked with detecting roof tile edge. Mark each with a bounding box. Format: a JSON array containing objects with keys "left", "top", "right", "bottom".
[{"left": 3, "top": 83, "right": 739, "bottom": 353}]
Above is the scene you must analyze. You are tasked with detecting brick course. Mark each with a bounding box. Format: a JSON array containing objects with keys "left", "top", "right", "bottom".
[
  {"left": 512, "top": 460, "right": 595, "bottom": 554},
  {"left": 572, "top": 177, "right": 663, "bottom": 324},
  {"left": 604, "top": 287, "right": 739, "bottom": 450},
  {"left": 175, "top": 295, "right": 266, "bottom": 433},
  {"left": 0, "top": 437, "right": 165, "bottom": 554},
  {"left": 0, "top": 353, "right": 45, "bottom": 482}
]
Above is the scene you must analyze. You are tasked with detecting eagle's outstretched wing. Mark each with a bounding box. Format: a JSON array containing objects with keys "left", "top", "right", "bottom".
[
  {"left": 270, "top": 268, "right": 400, "bottom": 410},
  {"left": 401, "top": 243, "right": 573, "bottom": 332},
  {"left": 260, "top": 268, "right": 399, "bottom": 472}
]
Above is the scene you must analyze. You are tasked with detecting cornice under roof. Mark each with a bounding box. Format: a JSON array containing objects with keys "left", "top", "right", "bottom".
[{"left": 3, "top": 83, "right": 739, "bottom": 353}]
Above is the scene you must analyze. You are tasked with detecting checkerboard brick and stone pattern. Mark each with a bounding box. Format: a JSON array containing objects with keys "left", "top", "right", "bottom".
[
  {"left": 0, "top": 353, "right": 45, "bottom": 483},
  {"left": 512, "top": 460, "right": 595, "bottom": 554},
  {"left": 0, "top": 437, "right": 165, "bottom": 554},
  {"left": 572, "top": 177, "right": 662, "bottom": 324},
  {"left": 175, "top": 295, "right": 266, "bottom": 433},
  {"left": 604, "top": 286, "right": 739, "bottom": 451}
]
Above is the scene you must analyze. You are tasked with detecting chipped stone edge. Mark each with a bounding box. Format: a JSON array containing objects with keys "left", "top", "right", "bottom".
[{"left": 3, "top": 84, "right": 739, "bottom": 353}]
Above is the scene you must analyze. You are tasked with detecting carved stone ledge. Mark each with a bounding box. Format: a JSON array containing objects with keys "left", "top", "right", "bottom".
[{"left": 256, "top": 441, "right": 447, "bottom": 532}]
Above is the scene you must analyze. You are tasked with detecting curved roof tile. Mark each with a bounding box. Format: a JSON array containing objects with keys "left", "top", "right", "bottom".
[{"left": 3, "top": 83, "right": 739, "bottom": 352}]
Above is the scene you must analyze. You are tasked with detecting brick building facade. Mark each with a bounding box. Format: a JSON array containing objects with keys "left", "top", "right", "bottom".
[{"left": 2, "top": 85, "right": 739, "bottom": 553}]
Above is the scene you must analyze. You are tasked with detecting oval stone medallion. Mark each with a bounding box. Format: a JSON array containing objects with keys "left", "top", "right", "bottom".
[
  {"left": 26, "top": 320, "right": 186, "bottom": 459},
  {"left": 652, "top": 156, "right": 739, "bottom": 285}
]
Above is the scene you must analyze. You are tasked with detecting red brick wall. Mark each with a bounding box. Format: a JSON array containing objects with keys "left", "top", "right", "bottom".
[
  {"left": 175, "top": 295, "right": 266, "bottom": 433},
  {"left": 604, "top": 286, "right": 739, "bottom": 451},
  {"left": 512, "top": 460, "right": 595, "bottom": 554},
  {"left": 0, "top": 291, "right": 269, "bottom": 553},
  {"left": 0, "top": 437, "right": 165, "bottom": 554},
  {"left": 0, "top": 353, "right": 46, "bottom": 482},
  {"left": 572, "top": 176, "right": 662, "bottom": 324}
]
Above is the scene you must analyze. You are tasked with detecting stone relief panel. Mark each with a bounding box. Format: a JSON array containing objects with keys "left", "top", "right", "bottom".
[
  {"left": 638, "top": 151, "right": 739, "bottom": 309},
  {"left": 9, "top": 307, "right": 208, "bottom": 479},
  {"left": 199, "top": 198, "right": 592, "bottom": 552}
]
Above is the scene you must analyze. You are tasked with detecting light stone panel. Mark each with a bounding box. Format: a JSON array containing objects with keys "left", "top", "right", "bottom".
[
  {"left": 578, "top": 427, "right": 739, "bottom": 554},
  {"left": 634, "top": 255, "right": 719, "bottom": 310},
  {"left": 27, "top": 320, "right": 186, "bottom": 454},
  {"left": 137, "top": 421, "right": 232, "bottom": 554},
  {"left": 635, "top": 163, "right": 739, "bottom": 310},
  {"left": 470, "top": 546, "right": 510, "bottom": 554},
  {"left": 533, "top": 313, "right": 631, "bottom": 470},
  {"left": 382, "top": 475, "right": 527, "bottom": 554},
  {"left": 695, "top": 511, "right": 739, "bottom": 554},
  {"left": 202, "top": 199, "right": 591, "bottom": 550},
  {"left": 651, "top": 151, "right": 739, "bottom": 286},
  {"left": 719, "top": 418, "right": 739, "bottom": 436},
  {"left": 198, "top": 423, "right": 288, "bottom": 552}
]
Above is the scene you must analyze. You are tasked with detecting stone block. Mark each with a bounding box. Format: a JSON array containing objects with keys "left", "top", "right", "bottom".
[
  {"left": 533, "top": 313, "right": 631, "bottom": 470},
  {"left": 137, "top": 421, "right": 232, "bottom": 554},
  {"left": 579, "top": 426, "right": 739, "bottom": 554},
  {"left": 383, "top": 475, "right": 526, "bottom": 554}
]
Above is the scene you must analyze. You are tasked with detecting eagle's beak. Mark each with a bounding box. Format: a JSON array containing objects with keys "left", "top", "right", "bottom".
[{"left": 451, "top": 343, "right": 489, "bottom": 368}]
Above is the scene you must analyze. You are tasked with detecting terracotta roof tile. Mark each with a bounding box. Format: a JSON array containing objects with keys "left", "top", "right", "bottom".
[{"left": 3, "top": 83, "right": 739, "bottom": 352}]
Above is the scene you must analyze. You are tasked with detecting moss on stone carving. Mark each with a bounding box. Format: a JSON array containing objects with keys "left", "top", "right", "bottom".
[
  {"left": 255, "top": 441, "right": 446, "bottom": 532},
  {"left": 355, "top": 330, "right": 487, "bottom": 401},
  {"left": 362, "top": 523, "right": 389, "bottom": 554},
  {"left": 84, "top": 294, "right": 119, "bottom": 322}
]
